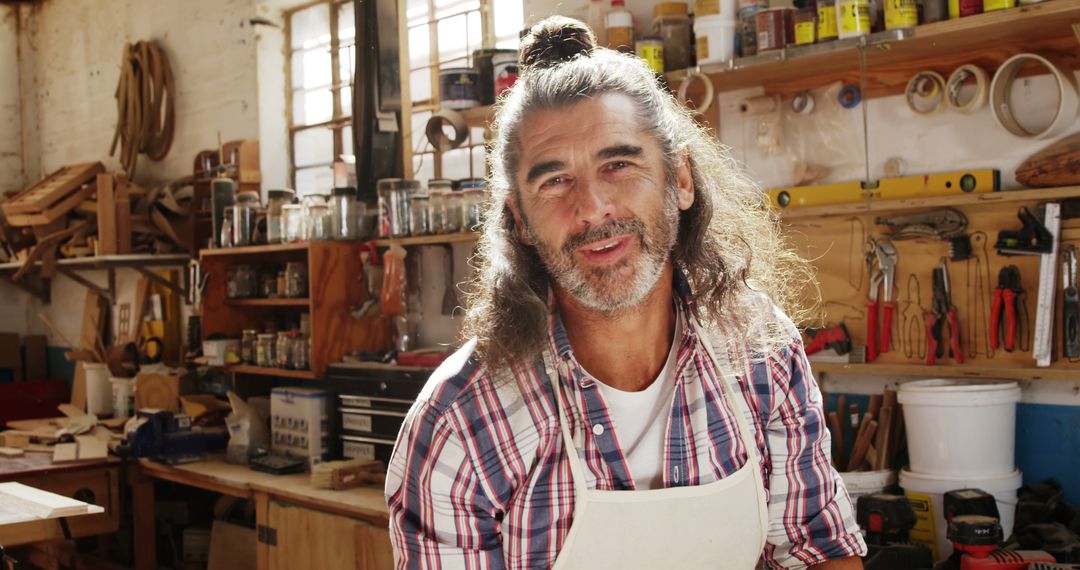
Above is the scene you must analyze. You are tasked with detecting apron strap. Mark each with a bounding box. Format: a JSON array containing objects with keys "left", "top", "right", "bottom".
[{"left": 546, "top": 352, "right": 591, "bottom": 497}]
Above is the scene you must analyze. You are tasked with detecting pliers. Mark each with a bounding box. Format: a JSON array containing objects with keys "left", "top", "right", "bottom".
[
  {"left": 990, "top": 265, "right": 1021, "bottom": 352},
  {"left": 866, "top": 239, "right": 898, "bottom": 362},
  {"left": 926, "top": 259, "right": 963, "bottom": 365}
]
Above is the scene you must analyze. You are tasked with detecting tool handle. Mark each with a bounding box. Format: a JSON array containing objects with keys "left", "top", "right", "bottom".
[
  {"left": 881, "top": 301, "right": 896, "bottom": 354},
  {"left": 1064, "top": 287, "right": 1080, "bottom": 358},
  {"left": 925, "top": 310, "right": 938, "bottom": 366},
  {"left": 1003, "top": 288, "right": 1018, "bottom": 352},
  {"left": 947, "top": 308, "right": 964, "bottom": 364},
  {"left": 866, "top": 300, "right": 879, "bottom": 362},
  {"left": 990, "top": 289, "right": 1004, "bottom": 350}
]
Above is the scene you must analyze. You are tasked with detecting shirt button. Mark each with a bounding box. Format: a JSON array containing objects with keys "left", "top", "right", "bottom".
[{"left": 592, "top": 424, "right": 604, "bottom": 436}]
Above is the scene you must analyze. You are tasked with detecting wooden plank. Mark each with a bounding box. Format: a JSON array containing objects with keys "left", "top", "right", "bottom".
[
  {"left": 74, "top": 435, "right": 108, "bottom": 460},
  {"left": 198, "top": 241, "right": 310, "bottom": 258},
  {"left": 78, "top": 291, "right": 108, "bottom": 357},
  {"left": 0, "top": 447, "right": 24, "bottom": 457},
  {"left": 52, "top": 443, "right": 78, "bottom": 463},
  {"left": 813, "top": 362, "right": 1080, "bottom": 381},
  {"left": 116, "top": 174, "right": 132, "bottom": 254},
  {"left": 134, "top": 372, "right": 180, "bottom": 412},
  {"left": 1, "top": 162, "right": 104, "bottom": 215},
  {"left": 70, "top": 360, "right": 88, "bottom": 412},
  {"left": 0, "top": 481, "right": 90, "bottom": 518},
  {"left": 4, "top": 182, "right": 96, "bottom": 227}
]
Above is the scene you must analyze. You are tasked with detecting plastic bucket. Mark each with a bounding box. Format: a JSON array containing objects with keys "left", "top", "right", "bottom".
[
  {"left": 840, "top": 469, "right": 897, "bottom": 500},
  {"left": 900, "top": 468, "right": 1022, "bottom": 562},
  {"left": 694, "top": 16, "right": 736, "bottom": 65},
  {"left": 897, "top": 379, "right": 1021, "bottom": 477},
  {"left": 83, "top": 362, "right": 112, "bottom": 416}
]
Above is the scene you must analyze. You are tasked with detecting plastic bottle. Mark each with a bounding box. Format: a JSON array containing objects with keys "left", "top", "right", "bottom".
[
  {"left": 588, "top": 0, "right": 609, "bottom": 46},
  {"left": 606, "top": 0, "right": 635, "bottom": 53}
]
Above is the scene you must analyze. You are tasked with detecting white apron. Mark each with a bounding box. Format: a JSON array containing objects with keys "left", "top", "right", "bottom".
[{"left": 546, "top": 331, "right": 768, "bottom": 569}]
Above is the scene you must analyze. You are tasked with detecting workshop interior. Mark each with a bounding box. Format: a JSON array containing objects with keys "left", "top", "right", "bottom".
[{"left": 0, "top": 0, "right": 1079, "bottom": 568}]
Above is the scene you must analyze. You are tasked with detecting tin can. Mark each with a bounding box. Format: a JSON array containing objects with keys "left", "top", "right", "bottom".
[
  {"left": 837, "top": 0, "right": 871, "bottom": 38},
  {"left": 957, "top": 0, "right": 983, "bottom": 15},
  {"left": 739, "top": 0, "right": 768, "bottom": 11},
  {"left": 983, "top": 0, "right": 1014, "bottom": 9},
  {"left": 885, "top": 0, "right": 918, "bottom": 28},
  {"left": 755, "top": 8, "right": 792, "bottom": 52},
  {"left": 737, "top": 6, "right": 762, "bottom": 56},
  {"left": 636, "top": 36, "right": 665, "bottom": 73},
  {"left": 793, "top": 8, "right": 817, "bottom": 45},
  {"left": 816, "top": 0, "right": 839, "bottom": 41},
  {"left": 438, "top": 68, "right": 480, "bottom": 110}
]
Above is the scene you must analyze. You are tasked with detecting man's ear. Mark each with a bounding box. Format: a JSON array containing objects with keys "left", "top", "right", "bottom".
[
  {"left": 674, "top": 154, "right": 695, "bottom": 211},
  {"left": 506, "top": 197, "right": 531, "bottom": 245}
]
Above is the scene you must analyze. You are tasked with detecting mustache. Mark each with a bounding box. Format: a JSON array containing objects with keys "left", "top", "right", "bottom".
[{"left": 562, "top": 217, "right": 647, "bottom": 255}]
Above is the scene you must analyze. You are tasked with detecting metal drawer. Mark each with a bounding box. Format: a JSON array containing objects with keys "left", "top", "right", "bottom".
[
  {"left": 341, "top": 435, "right": 396, "bottom": 464},
  {"left": 339, "top": 407, "right": 408, "bottom": 439},
  {"left": 339, "top": 394, "right": 414, "bottom": 413}
]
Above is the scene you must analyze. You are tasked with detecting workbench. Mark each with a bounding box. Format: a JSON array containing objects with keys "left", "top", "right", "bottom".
[{"left": 135, "top": 456, "right": 393, "bottom": 570}]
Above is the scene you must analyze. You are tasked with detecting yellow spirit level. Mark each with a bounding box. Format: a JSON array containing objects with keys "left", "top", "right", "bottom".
[{"left": 768, "top": 169, "right": 1000, "bottom": 209}]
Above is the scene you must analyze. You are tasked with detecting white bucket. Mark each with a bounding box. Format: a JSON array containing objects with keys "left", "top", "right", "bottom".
[
  {"left": 840, "top": 469, "right": 897, "bottom": 500},
  {"left": 897, "top": 379, "right": 1021, "bottom": 477},
  {"left": 83, "top": 362, "right": 112, "bottom": 416},
  {"left": 900, "top": 468, "right": 1022, "bottom": 562},
  {"left": 694, "top": 16, "right": 736, "bottom": 65},
  {"left": 111, "top": 377, "right": 133, "bottom": 419}
]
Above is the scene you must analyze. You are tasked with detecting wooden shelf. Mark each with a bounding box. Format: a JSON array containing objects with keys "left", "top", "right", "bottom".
[
  {"left": 778, "top": 186, "right": 1080, "bottom": 221},
  {"left": 668, "top": 0, "right": 1080, "bottom": 98},
  {"left": 459, "top": 105, "right": 494, "bottom": 129},
  {"left": 224, "top": 298, "right": 309, "bottom": 307},
  {"left": 229, "top": 365, "right": 317, "bottom": 379},
  {"left": 373, "top": 232, "right": 479, "bottom": 247},
  {"left": 813, "top": 362, "right": 1080, "bottom": 381},
  {"left": 199, "top": 242, "right": 310, "bottom": 258}
]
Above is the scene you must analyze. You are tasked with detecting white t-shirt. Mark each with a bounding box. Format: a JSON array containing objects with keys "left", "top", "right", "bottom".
[{"left": 594, "top": 313, "right": 683, "bottom": 490}]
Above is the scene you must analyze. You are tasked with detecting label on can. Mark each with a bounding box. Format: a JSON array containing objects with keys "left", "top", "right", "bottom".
[
  {"left": 885, "top": 0, "right": 919, "bottom": 28},
  {"left": 838, "top": 0, "right": 870, "bottom": 35},
  {"left": 694, "top": 0, "right": 722, "bottom": 16},
  {"left": 636, "top": 43, "right": 665, "bottom": 73},
  {"left": 958, "top": 0, "right": 984, "bottom": 15},
  {"left": 983, "top": 0, "right": 1014, "bottom": 9},
  {"left": 696, "top": 36, "right": 710, "bottom": 60},
  {"left": 905, "top": 492, "right": 939, "bottom": 560},
  {"left": 948, "top": 0, "right": 959, "bottom": 17},
  {"left": 794, "top": 22, "right": 816, "bottom": 44},
  {"left": 816, "top": 4, "right": 838, "bottom": 39}
]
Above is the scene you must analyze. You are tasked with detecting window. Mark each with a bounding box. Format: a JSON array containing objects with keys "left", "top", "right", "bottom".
[
  {"left": 404, "top": 0, "right": 523, "bottom": 182},
  {"left": 287, "top": 1, "right": 355, "bottom": 196}
]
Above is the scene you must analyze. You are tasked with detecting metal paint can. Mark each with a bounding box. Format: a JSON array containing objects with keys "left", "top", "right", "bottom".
[
  {"left": 438, "top": 68, "right": 481, "bottom": 110},
  {"left": 492, "top": 51, "right": 519, "bottom": 99},
  {"left": 793, "top": 8, "right": 817, "bottom": 45},
  {"left": 635, "top": 36, "right": 666, "bottom": 73},
  {"left": 737, "top": 5, "right": 763, "bottom": 56},
  {"left": 816, "top": 0, "right": 839, "bottom": 41},
  {"left": 884, "top": 0, "right": 918, "bottom": 28},
  {"left": 755, "top": 7, "right": 792, "bottom": 52}
]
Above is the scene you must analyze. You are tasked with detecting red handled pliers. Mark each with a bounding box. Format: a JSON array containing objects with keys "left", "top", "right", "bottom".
[
  {"left": 926, "top": 259, "right": 963, "bottom": 365},
  {"left": 990, "top": 265, "right": 1021, "bottom": 352},
  {"left": 866, "top": 239, "right": 898, "bottom": 362}
]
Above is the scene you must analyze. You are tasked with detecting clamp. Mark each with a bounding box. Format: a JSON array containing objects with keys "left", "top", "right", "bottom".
[{"left": 867, "top": 239, "right": 898, "bottom": 362}]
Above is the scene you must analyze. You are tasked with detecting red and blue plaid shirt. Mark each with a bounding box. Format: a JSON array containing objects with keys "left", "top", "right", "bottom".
[{"left": 386, "top": 282, "right": 866, "bottom": 569}]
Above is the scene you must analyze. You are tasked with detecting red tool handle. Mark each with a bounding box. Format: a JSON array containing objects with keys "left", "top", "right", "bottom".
[
  {"left": 947, "top": 308, "right": 964, "bottom": 364},
  {"left": 867, "top": 300, "right": 879, "bottom": 362},
  {"left": 1003, "top": 289, "right": 1018, "bottom": 352},
  {"left": 925, "top": 310, "right": 938, "bottom": 366},
  {"left": 881, "top": 301, "right": 896, "bottom": 355},
  {"left": 989, "top": 289, "right": 1004, "bottom": 351}
]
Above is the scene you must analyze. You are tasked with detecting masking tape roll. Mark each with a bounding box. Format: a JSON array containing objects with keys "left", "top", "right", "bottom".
[
  {"left": 838, "top": 85, "right": 862, "bottom": 109},
  {"left": 425, "top": 109, "right": 469, "bottom": 151},
  {"left": 677, "top": 71, "right": 715, "bottom": 116},
  {"left": 739, "top": 95, "right": 777, "bottom": 115},
  {"left": 905, "top": 71, "right": 946, "bottom": 115},
  {"left": 990, "top": 52, "right": 1080, "bottom": 139},
  {"left": 791, "top": 91, "right": 815, "bottom": 115},
  {"left": 945, "top": 64, "right": 989, "bottom": 114}
]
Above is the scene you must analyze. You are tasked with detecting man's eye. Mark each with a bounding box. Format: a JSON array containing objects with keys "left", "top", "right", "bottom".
[
  {"left": 606, "top": 161, "right": 628, "bottom": 172},
  {"left": 541, "top": 176, "right": 565, "bottom": 188}
]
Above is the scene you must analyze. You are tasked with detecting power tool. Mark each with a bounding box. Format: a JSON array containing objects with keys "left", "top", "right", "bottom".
[
  {"left": 943, "top": 515, "right": 1055, "bottom": 570},
  {"left": 857, "top": 493, "right": 934, "bottom": 570},
  {"left": 805, "top": 323, "right": 852, "bottom": 356}
]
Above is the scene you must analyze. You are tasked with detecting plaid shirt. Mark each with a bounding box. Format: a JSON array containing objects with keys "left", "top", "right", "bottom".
[{"left": 386, "top": 281, "right": 866, "bottom": 569}]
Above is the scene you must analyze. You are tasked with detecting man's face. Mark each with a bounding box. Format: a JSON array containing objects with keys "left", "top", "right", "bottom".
[{"left": 510, "top": 93, "right": 694, "bottom": 313}]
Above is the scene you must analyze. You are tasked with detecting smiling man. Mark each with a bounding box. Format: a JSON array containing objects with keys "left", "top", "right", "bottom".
[{"left": 385, "top": 16, "right": 867, "bottom": 570}]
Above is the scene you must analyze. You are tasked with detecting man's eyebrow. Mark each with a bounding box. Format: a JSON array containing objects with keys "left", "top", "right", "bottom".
[
  {"left": 525, "top": 160, "right": 566, "bottom": 184},
  {"left": 596, "top": 145, "right": 643, "bottom": 160}
]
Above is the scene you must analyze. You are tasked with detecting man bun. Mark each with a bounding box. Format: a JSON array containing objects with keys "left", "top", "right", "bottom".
[{"left": 519, "top": 16, "right": 597, "bottom": 71}]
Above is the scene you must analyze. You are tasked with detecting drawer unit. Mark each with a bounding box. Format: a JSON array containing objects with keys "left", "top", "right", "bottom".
[
  {"left": 339, "top": 406, "right": 408, "bottom": 439},
  {"left": 341, "top": 435, "right": 396, "bottom": 464},
  {"left": 327, "top": 364, "right": 430, "bottom": 462}
]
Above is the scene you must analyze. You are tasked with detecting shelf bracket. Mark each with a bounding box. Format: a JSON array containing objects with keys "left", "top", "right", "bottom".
[
  {"left": 56, "top": 267, "right": 114, "bottom": 304},
  {"left": 131, "top": 266, "right": 188, "bottom": 300}
]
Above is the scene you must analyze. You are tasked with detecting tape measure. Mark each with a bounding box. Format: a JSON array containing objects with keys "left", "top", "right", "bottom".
[{"left": 1032, "top": 203, "right": 1061, "bottom": 367}]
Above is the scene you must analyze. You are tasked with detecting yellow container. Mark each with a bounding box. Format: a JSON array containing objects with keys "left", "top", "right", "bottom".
[{"left": 635, "top": 37, "right": 665, "bottom": 73}]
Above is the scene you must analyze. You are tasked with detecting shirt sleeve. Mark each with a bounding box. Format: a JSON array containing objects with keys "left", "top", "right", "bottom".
[
  {"left": 385, "top": 401, "right": 505, "bottom": 570},
  {"left": 761, "top": 337, "right": 868, "bottom": 568}
]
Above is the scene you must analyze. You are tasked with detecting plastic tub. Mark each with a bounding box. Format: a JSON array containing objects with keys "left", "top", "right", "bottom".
[
  {"left": 840, "top": 469, "right": 897, "bottom": 500},
  {"left": 694, "top": 16, "right": 736, "bottom": 65},
  {"left": 897, "top": 379, "right": 1021, "bottom": 477},
  {"left": 900, "top": 468, "right": 1022, "bottom": 562}
]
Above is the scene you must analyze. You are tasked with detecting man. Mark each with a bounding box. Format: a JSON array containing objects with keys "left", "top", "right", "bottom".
[{"left": 385, "top": 16, "right": 866, "bottom": 569}]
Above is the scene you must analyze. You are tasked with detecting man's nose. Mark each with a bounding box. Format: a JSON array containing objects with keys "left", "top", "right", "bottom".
[{"left": 573, "top": 177, "right": 616, "bottom": 227}]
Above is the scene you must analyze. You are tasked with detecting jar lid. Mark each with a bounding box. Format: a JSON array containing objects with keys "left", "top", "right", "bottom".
[
  {"left": 333, "top": 186, "right": 357, "bottom": 196},
  {"left": 377, "top": 178, "right": 421, "bottom": 190},
  {"left": 243, "top": 329, "right": 257, "bottom": 334},
  {"left": 428, "top": 178, "right": 453, "bottom": 189},
  {"left": 654, "top": 2, "right": 689, "bottom": 17},
  {"left": 411, "top": 195, "right": 431, "bottom": 201},
  {"left": 458, "top": 178, "right": 486, "bottom": 190},
  {"left": 257, "top": 334, "right": 275, "bottom": 339},
  {"left": 268, "top": 189, "right": 296, "bottom": 199}
]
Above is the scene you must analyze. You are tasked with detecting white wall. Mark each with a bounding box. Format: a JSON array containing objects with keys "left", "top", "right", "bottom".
[
  {"left": 255, "top": 2, "right": 290, "bottom": 193},
  {"left": 0, "top": 6, "right": 22, "bottom": 195}
]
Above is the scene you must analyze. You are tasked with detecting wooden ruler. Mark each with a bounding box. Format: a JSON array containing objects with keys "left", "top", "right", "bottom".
[{"left": 1033, "top": 202, "right": 1061, "bottom": 367}]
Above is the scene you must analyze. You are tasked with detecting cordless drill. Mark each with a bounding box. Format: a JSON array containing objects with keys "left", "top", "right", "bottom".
[{"left": 858, "top": 493, "right": 934, "bottom": 570}]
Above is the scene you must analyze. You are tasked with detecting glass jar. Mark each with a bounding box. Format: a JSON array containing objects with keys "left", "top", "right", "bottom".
[
  {"left": 284, "top": 262, "right": 308, "bottom": 298},
  {"left": 282, "top": 204, "right": 304, "bottom": 243},
  {"left": 444, "top": 191, "right": 464, "bottom": 233},
  {"left": 276, "top": 332, "right": 294, "bottom": 369},
  {"left": 652, "top": 3, "right": 691, "bottom": 72},
  {"left": 241, "top": 330, "right": 257, "bottom": 364},
  {"left": 266, "top": 189, "right": 295, "bottom": 244},
  {"left": 331, "top": 186, "right": 359, "bottom": 240},
  {"left": 307, "top": 204, "right": 333, "bottom": 240},
  {"left": 260, "top": 267, "right": 278, "bottom": 298},
  {"left": 220, "top": 208, "right": 234, "bottom": 248},
  {"left": 429, "top": 190, "right": 448, "bottom": 234},
  {"left": 227, "top": 264, "right": 257, "bottom": 299},
  {"left": 256, "top": 334, "right": 276, "bottom": 367},
  {"left": 409, "top": 195, "right": 431, "bottom": 236},
  {"left": 377, "top": 179, "right": 419, "bottom": 238},
  {"left": 460, "top": 183, "right": 485, "bottom": 231},
  {"left": 292, "top": 336, "right": 310, "bottom": 370}
]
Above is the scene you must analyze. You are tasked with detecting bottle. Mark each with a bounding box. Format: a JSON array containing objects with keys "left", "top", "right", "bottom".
[
  {"left": 606, "top": 0, "right": 635, "bottom": 53},
  {"left": 588, "top": 0, "right": 609, "bottom": 46}
]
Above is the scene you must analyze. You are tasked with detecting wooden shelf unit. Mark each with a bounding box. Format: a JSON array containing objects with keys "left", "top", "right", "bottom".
[
  {"left": 198, "top": 241, "right": 391, "bottom": 378},
  {"left": 373, "top": 231, "right": 479, "bottom": 247},
  {"left": 668, "top": 0, "right": 1080, "bottom": 99},
  {"left": 812, "top": 362, "right": 1080, "bottom": 381}
]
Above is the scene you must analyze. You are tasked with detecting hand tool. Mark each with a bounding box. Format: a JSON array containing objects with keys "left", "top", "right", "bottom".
[
  {"left": 804, "top": 323, "right": 852, "bottom": 355},
  {"left": 1064, "top": 246, "right": 1080, "bottom": 359},
  {"left": 995, "top": 206, "right": 1053, "bottom": 256},
  {"left": 926, "top": 260, "right": 964, "bottom": 365},
  {"left": 866, "top": 239, "right": 898, "bottom": 362},
  {"left": 768, "top": 169, "right": 1000, "bottom": 210},
  {"left": 875, "top": 208, "right": 967, "bottom": 241},
  {"left": 989, "top": 266, "right": 1021, "bottom": 352}
]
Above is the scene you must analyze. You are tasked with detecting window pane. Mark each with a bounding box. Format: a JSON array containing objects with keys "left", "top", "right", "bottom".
[
  {"left": 296, "top": 165, "right": 334, "bottom": 196},
  {"left": 294, "top": 88, "right": 334, "bottom": 125},
  {"left": 406, "top": 0, "right": 429, "bottom": 26},
  {"left": 338, "top": 3, "right": 355, "bottom": 42},
  {"left": 294, "top": 128, "right": 334, "bottom": 168},
  {"left": 471, "top": 145, "right": 486, "bottom": 177},
  {"left": 434, "top": 0, "right": 479, "bottom": 20},
  {"left": 338, "top": 45, "right": 355, "bottom": 82},
  {"left": 411, "top": 110, "right": 433, "bottom": 153},
  {"left": 493, "top": 0, "right": 523, "bottom": 48},
  {"left": 467, "top": 11, "right": 482, "bottom": 57},
  {"left": 292, "top": 48, "right": 332, "bottom": 90},
  {"left": 437, "top": 14, "right": 468, "bottom": 62},
  {"left": 410, "top": 68, "right": 432, "bottom": 105},
  {"left": 413, "top": 153, "right": 435, "bottom": 181},
  {"left": 408, "top": 25, "right": 430, "bottom": 67},
  {"left": 291, "top": 3, "right": 331, "bottom": 50},
  {"left": 340, "top": 85, "right": 353, "bottom": 116},
  {"left": 342, "top": 126, "right": 353, "bottom": 158},
  {"left": 441, "top": 148, "right": 471, "bottom": 180}
]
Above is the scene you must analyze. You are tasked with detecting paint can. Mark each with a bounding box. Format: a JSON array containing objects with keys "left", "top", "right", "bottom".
[
  {"left": 738, "top": 0, "right": 767, "bottom": 11},
  {"left": 736, "top": 5, "right": 763, "bottom": 56},
  {"left": 635, "top": 37, "right": 666, "bottom": 73},
  {"left": 837, "top": 0, "right": 871, "bottom": 38},
  {"left": 439, "top": 67, "right": 481, "bottom": 110},
  {"left": 885, "top": 0, "right": 918, "bottom": 28},
  {"left": 755, "top": 7, "right": 792, "bottom": 52},
  {"left": 983, "top": 0, "right": 1015, "bottom": 11},
  {"left": 471, "top": 49, "right": 500, "bottom": 106},
  {"left": 949, "top": 0, "right": 983, "bottom": 16},
  {"left": 792, "top": 8, "right": 817, "bottom": 45},
  {"left": 694, "top": 15, "right": 736, "bottom": 65},
  {"left": 816, "top": 0, "right": 838, "bottom": 41},
  {"left": 492, "top": 51, "right": 519, "bottom": 99}
]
